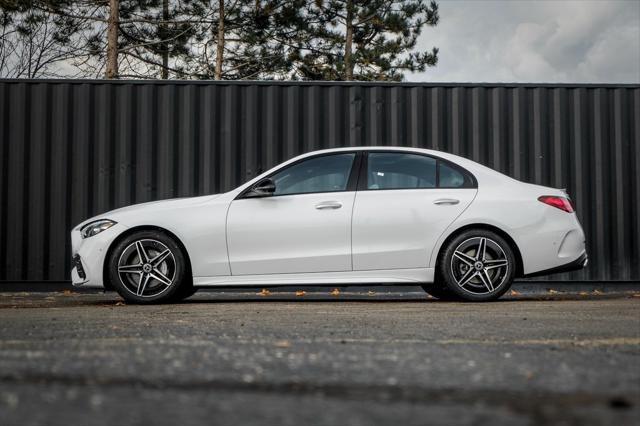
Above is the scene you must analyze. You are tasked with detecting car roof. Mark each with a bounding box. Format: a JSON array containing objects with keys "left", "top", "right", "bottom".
[{"left": 295, "top": 146, "right": 466, "bottom": 165}]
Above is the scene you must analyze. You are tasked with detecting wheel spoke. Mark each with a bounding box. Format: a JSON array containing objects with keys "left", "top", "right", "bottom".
[
  {"left": 135, "top": 241, "right": 149, "bottom": 263},
  {"left": 136, "top": 273, "right": 151, "bottom": 296},
  {"left": 119, "top": 238, "right": 176, "bottom": 298},
  {"left": 478, "top": 269, "right": 495, "bottom": 292},
  {"left": 484, "top": 259, "right": 508, "bottom": 270},
  {"left": 118, "top": 264, "right": 143, "bottom": 274},
  {"left": 476, "top": 238, "right": 487, "bottom": 261},
  {"left": 150, "top": 249, "right": 171, "bottom": 267},
  {"left": 456, "top": 268, "right": 477, "bottom": 287},
  {"left": 453, "top": 251, "right": 475, "bottom": 266},
  {"left": 150, "top": 270, "right": 172, "bottom": 287}
]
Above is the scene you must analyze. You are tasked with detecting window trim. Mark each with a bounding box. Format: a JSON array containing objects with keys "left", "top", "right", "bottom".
[
  {"left": 357, "top": 150, "right": 477, "bottom": 191},
  {"left": 236, "top": 151, "right": 362, "bottom": 199}
]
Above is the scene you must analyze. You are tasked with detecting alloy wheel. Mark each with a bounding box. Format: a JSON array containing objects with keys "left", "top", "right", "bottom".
[
  {"left": 450, "top": 237, "right": 510, "bottom": 294},
  {"left": 117, "top": 239, "right": 177, "bottom": 298}
]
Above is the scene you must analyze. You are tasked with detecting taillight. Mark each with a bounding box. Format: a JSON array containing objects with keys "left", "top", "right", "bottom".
[{"left": 538, "top": 195, "right": 574, "bottom": 213}]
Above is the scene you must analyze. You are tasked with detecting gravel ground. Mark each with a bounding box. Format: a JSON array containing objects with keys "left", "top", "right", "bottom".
[{"left": 0, "top": 289, "right": 638, "bottom": 426}]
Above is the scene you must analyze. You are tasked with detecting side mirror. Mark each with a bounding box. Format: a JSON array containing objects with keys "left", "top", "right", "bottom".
[{"left": 246, "top": 178, "right": 276, "bottom": 198}]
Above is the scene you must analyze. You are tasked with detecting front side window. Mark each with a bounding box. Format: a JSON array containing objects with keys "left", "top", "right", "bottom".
[
  {"left": 271, "top": 153, "right": 356, "bottom": 196},
  {"left": 367, "top": 153, "right": 437, "bottom": 190}
]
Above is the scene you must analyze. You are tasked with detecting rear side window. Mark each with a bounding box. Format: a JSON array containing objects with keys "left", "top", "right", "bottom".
[
  {"left": 366, "top": 152, "right": 475, "bottom": 190},
  {"left": 367, "top": 153, "right": 436, "bottom": 190},
  {"left": 439, "top": 162, "right": 466, "bottom": 188}
]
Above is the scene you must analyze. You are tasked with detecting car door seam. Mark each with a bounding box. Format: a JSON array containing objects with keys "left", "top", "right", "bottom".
[
  {"left": 224, "top": 200, "right": 234, "bottom": 276},
  {"left": 350, "top": 190, "right": 358, "bottom": 271},
  {"left": 428, "top": 189, "right": 479, "bottom": 268}
]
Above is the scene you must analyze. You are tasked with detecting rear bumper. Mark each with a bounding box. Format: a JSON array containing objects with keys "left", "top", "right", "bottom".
[{"left": 523, "top": 252, "right": 588, "bottom": 278}]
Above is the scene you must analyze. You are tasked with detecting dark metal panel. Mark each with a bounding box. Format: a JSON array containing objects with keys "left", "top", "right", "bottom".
[
  {"left": 632, "top": 89, "right": 640, "bottom": 280},
  {"left": 134, "top": 84, "right": 154, "bottom": 203},
  {"left": 612, "top": 88, "right": 628, "bottom": 280},
  {"left": 0, "top": 82, "right": 7, "bottom": 279},
  {"left": 115, "top": 84, "right": 136, "bottom": 206},
  {"left": 47, "top": 84, "right": 71, "bottom": 280},
  {"left": 283, "top": 85, "right": 300, "bottom": 159},
  {"left": 0, "top": 80, "right": 638, "bottom": 281},
  {"left": 5, "top": 83, "right": 28, "bottom": 279},
  {"left": 26, "top": 83, "right": 49, "bottom": 279},
  {"left": 240, "top": 84, "right": 259, "bottom": 185}
]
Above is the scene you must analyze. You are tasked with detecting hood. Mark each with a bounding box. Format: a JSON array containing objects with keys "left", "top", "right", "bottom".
[{"left": 74, "top": 194, "right": 221, "bottom": 230}]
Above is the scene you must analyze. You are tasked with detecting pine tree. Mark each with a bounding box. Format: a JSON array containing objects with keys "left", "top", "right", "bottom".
[
  {"left": 296, "top": 0, "right": 439, "bottom": 81},
  {"left": 180, "top": 0, "right": 308, "bottom": 80},
  {"left": 1, "top": 0, "right": 441, "bottom": 80}
]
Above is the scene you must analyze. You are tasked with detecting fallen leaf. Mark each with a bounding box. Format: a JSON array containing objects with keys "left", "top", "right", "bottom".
[
  {"left": 62, "top": 289, "right": 75, "bottom": 295},
  {"left": 547, "top": 289, "right": 560, "bottom": 294},
  {"left": 259, "top": 288, "right": 271, "bottom": 296},
  {"left": 368, "top": 291, "right": 376, "bottom": 296},
  {"left": 579, "top": 291, "right": 589, "bottom": 296},
  {"left": 274, "top": 340, "right": 291, "bottom": 348},
  {"left": 330, "top": 288, "right": 340, "bottom": 296},
  {"left": 296, "top": 290, "right": 306, "bottom": 296},
  {"left": 592, "top": 289, "right": 604, "bottom": 295},
  {"left": 114, "top": 301, "right": 125, "bottom": 306},
  {"left": 510, "top": 289, "right": 521, "bottom": 296}
]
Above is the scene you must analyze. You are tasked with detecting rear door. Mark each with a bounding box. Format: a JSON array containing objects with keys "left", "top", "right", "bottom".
[{"left": 351, "top": 151, "right": 477, "bottom": 271}]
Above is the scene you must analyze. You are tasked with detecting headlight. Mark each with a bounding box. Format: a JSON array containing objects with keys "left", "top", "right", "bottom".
[{"left": 80, "top": 219, "right": 116, "bottom": 239}]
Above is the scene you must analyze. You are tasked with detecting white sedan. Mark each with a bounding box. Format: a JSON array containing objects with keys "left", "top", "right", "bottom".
[{"left": 71, "top": 147, "right": 587, "bottom": 303}]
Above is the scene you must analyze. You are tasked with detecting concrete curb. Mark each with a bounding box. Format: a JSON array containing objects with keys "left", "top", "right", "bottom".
[{"left": 0, "top": 281, "right": 638, "bottom": 294}]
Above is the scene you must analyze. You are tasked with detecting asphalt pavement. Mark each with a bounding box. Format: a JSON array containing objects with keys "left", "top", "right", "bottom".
[{"left": 0, "top": 288, "right": 638, "bottom": 426}]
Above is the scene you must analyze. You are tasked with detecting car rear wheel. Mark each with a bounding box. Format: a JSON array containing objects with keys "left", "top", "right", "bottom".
[
  {"left": 108, "top": 230, "right": 190, "bottom": 304},
  {"left": 438, "top": 229, "right": 515, "bottom": 302}
]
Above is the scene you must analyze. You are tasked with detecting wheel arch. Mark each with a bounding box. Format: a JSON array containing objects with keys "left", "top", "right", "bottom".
[
  {"left": 102, "top": 225, "right": 193, "bottom": 290},
  {"left": 434, "top": 223, "right": 524, "bottom": 278}
]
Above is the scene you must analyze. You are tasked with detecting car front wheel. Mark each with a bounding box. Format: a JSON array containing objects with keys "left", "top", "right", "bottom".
[
  {"left": 438, "top": 230, "right": 515, "bottom": 302},
  {"left": 107, "top": 230, "right": 191, "bottom": 304}
]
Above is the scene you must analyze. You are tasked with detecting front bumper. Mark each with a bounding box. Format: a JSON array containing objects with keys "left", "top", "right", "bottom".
[
  {"left": 70, "top": 222, "right": 128, "bottom": 288},
  {"left": 523, "top": 252, "right": 588, "bottom": 278},
  {"left": 72, "top": 254, "right": 86, "bottom": 280}
]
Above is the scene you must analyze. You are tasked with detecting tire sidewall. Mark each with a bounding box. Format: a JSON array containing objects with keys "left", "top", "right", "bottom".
[
  {"left": 421, "top": 277, "right": 458, "bottom": 300},
  {"left": 438, "top": 230, "right": 516, "bottom": 302},
  {"left": 108, "top": 230, "right": 187, "bottom": 304}
]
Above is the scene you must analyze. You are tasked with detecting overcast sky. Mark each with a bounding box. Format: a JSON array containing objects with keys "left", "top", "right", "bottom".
[{"left": 409, "top": 0, "right": 640, "bottom": 83}]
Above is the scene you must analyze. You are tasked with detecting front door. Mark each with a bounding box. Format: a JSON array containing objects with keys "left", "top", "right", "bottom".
[{"left": 227, "top": 152, "right": 358, "bottom": 275}]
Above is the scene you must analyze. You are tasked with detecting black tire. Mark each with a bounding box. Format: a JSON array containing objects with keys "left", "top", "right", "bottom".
[
  {"left": 174, "top": 284, "right": 198, "bottom": 301},
  {"left": 107, "top": 230, "right": 189, "bottom": 304},
  {"left": 421, "top": 275, "right": 459, "bottom": 301},
  {"left": 437, "top": 229, "right": 515, "bottom": 302}
]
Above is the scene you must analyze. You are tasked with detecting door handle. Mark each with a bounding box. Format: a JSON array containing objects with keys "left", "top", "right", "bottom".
[
  {"left": 315, "top": 201, "right": 342, "bottom": 210},
  {"left": 433, "top": 198, "right": 460, "bottom": 205}
]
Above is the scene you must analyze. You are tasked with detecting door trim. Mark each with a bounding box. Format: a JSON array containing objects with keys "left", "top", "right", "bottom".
[{"left": 193, "top": 267, "right": 434, "bottom": 286}]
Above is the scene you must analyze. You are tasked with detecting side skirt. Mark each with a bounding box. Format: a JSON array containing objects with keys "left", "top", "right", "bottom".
[{"left": 193, "top": 268, "right": 433, "bottom": 287}]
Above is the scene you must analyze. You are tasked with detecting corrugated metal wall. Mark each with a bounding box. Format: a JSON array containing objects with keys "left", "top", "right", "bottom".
[{"left": 0, "top": 80, "right": 638, "bottom": 282}]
